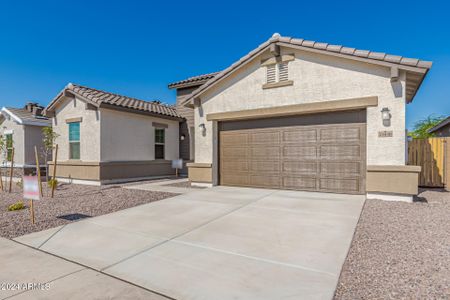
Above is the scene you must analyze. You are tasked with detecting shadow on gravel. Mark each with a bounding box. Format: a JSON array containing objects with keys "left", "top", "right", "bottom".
[
  {"left": 413, "top": 196, "right": 428, "bottom": 203},
  {"left": 418, "top": 187, "right": 449, "bottom": 193},
  {"left": 57, "top": 213, "right": 92, "bottom": 221}
]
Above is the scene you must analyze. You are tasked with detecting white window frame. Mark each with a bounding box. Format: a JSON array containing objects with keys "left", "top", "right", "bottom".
[
  {"left": 155, "top": 128, "right": 165, "bottom": 160},
  {"left": 68, "top": 122, "right": 81, "bottom": 160}
]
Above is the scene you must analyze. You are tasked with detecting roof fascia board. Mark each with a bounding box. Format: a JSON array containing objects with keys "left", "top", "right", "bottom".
[
  {"left": 429, "top": 117, "right": 450, "bottom": 133},
  {"left": 168, "top": 81, "right": 209, "bottom": 90},
  {"left": 46, "top": 89, "right": 100, "bottom": 113},
  {"left": 182, "top": 44, "right": 271, "bottom": 107},
  {"left": 278, "top": 42, "right": 428, "bottom": 74},
  {"left": 98, "top": 103, "right": 184, "bottom": 121},
  {"left": 1, "top": 107, "right": 24, "bottom": 124}
]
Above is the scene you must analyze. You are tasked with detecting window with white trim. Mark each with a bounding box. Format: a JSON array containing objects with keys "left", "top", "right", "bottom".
[
  {"left": 155, "top": 128, "right": 165, "bottom": 159},
  {"left": 5, "top": 134, "right": 13, "bottom": 162},
  {"left": 68, "top": 122, "right": 80, "bottom": 159},
  {"left": 266, "top": 62, "right": 289, "bottom": 84}
]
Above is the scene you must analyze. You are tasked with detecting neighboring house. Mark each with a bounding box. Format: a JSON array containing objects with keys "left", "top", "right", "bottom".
[
  {"left": 176, "top": 33, "right": 432, "bottom": 202},
  {"left": 168, "top": 72, "right": 218, "bottom": 162},
  {"left": 0, "top": 103, "right": 51, "bottom": 176},
  {"left": 44, "top": 83, "right": 184, "bottom": 185},
  {"left": 428, "top": 116, "right": 450, "bottom": 137}
]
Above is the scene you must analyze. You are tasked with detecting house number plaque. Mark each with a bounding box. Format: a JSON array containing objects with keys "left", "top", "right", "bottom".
[{"left": 378, "top": 130, "right": 393, "bottom": 137}]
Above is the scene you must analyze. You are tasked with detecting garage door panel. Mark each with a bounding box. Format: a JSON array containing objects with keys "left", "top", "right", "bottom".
[
  {"left": 250, "top": 147, "right": 281, "bottom": 158},
  {"left": 320, "top": 162, "right": 361, "bottom": 176},
  {"left": 220, "top": 120, "right": 366, "bottom": 194},
  {"left": 250, "top": 161, "right": 280, "bottom": 173},
  {"left": 250, "top": 175, "right": 281, "bottom": 188},
  {"left": 221, "top": 161, "right": 249, "bottom": 172},
  {"left": 221, "top": 174, "right": 249, "bottom": 186},
  {"left": 283, "top": 176, "right": 317, "bottom": 189},
  {"left": 249, "top": 131, "right": 280, "bottom": 144},
  {"left": 282, "top": 129, "right": 317, "bottom": 143},
  {"left": 220, "top": 133, "right": 249, "bottom": 146},
  {"left": 221, "top": 147, "right": 249, "bottom": 159},
  {"left": 320, "top": 145, "right": 361, "bottom": 159},
  {"left": 283, "top": 146, "right": 317, "bottom": 158},
  {"left": 282, "top": 161, "right": 317, "bottom": 175},
  {"left": 319, "top": 178, "right": 360, "bottom": 193},
  {"left": 320, "top": 127, "right": 362, "bottom": 142}
]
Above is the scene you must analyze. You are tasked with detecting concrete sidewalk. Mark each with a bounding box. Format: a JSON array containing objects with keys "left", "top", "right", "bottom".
[{"left": 0, "top": 238, "right": 170, "bottom": 300}]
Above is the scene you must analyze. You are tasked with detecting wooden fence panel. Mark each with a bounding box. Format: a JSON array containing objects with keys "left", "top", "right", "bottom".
[{"left": 408, "top": 138, "right": 446, "bottom": 187}]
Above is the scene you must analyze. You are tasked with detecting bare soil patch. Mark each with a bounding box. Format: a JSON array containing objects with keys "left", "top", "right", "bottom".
[
  {"left": 335, "top": 189, "right": 450, "bottom": 299},
  {"left": 0, "top": 182, "right": 177, "bottom": 239}
]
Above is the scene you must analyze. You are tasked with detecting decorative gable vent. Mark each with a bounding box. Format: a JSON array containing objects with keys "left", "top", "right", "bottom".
[
  {"left": 266, "top": 62, "right": 289, "bottom": 84},
  {"left": 262, "top": 54, "right": 294, "bottom": 89},
  {"left": 278, "top": 62, "right": 288, "bottom": 82},
  {"left": 266, "top": 64, "right": 276, "bottom": 84}
]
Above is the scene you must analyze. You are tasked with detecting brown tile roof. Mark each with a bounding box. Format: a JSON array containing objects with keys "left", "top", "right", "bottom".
[
  {"left": 1, "top": 107, "right": 51, "bottom": 126},
  {"left": 181, "top": 33, "right": 432, "bottom": 106},
  {"left": 46, "top": 83, "right": 182, "bottom": 119},
  {"left": 168, "top": 72, "right": 219, "bottom": 89}
]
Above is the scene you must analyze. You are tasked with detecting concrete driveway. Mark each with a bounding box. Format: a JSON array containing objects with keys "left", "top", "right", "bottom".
[{"left": 14, "top": 186, "right": 365, "bottom": 300}]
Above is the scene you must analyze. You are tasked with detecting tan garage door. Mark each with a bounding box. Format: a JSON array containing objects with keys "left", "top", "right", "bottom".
[{"left": 219, "top": 118, "right": 366, "bottom": 194}]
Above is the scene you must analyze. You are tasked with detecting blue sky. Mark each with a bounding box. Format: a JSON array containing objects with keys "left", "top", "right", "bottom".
[{"left": 0, "top": 0, "right": 448, "bottom": 129}]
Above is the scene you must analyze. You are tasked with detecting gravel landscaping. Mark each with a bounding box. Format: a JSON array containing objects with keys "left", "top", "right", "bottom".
[
  {"left": 335, "top": 188, "right": 450, "bottom": 299},
  {"left": 0, "top": 182, "right": 177, "bottom": 239}
]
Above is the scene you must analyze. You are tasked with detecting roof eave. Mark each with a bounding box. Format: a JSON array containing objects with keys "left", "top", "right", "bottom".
[
  {"left": 182, "top": 38, "right": 431, "bottom": 106},
  {"left": 168, "top": 80, "right": 210, "bottom": 90},
  {"left": 98, "top": 103, "right": 184, "bottom": 121},
  {"left": 44, "top": 88, "right": 101, "bottom": 117},
  {"left": 1, "top": 107, "right": 24, "bottom": 125},
  {"left": 406, "top": 68, "right": 430, "bottom": 103},
  {"left": 428, "top": 117, "right": 450, "bottom": 133}
]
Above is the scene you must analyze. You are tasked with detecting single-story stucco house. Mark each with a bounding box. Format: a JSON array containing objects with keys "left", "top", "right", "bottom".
[
  {"left": 0, "top": 103, "right": 51, "bottom": 176},
  {"left": 428, "top": 116, "right": 450, "bottom": 137},
  {"left": 44, "top": 83, "right": 184, "bottom": 185},
  {"left": 170, "top": 33, "right": 431, "bottom": 202}
]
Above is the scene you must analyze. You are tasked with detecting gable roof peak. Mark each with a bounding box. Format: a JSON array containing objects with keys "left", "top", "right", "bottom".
[
  {"left": 180, "top": 34, "right": 432, "bottom": 106},
  {"left": 271, "top": 33, "right": 281, "bottom": 40}
]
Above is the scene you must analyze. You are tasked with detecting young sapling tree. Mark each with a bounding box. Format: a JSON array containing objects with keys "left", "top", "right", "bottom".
[{"left": 41, "top": 126, "right": 59, "bottom": 182}]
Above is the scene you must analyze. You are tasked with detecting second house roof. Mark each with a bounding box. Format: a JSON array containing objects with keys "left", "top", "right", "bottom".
[{"left": 45, "top": 83, "right": 182, "bottom": 119}]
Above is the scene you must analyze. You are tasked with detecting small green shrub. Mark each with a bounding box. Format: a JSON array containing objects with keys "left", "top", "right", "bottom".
[
  {"left": 8, "top": 201, "right": 25, "bottom": 211},
  {"left": 48, "top": 178, "right": 58, "bottom": 189}
]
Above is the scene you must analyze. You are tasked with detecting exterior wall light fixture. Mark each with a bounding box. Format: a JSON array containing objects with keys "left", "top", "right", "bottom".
[
  {"left": 199, "top": 123, "right": 206, "bottom": 135},
  {"left": 381, "top": 107, "right": 391, "bottom": 126}
]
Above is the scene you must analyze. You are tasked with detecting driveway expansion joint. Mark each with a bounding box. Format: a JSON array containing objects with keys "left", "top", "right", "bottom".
[
  {"left": 8, "top": 239, "right": 175, "bottom": 300},
  {"left": 171, "top": 239, "right": 337, "bottom": 277},
  {"left": 36, "top": 224, "right": 68, "bottom": 249},
  {"left": 101, "top": 190, "right": 279, "bottom": 272}
]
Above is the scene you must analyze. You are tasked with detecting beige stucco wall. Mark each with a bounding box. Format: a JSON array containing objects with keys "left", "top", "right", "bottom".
[
  {"left": 100, "top": 108, "right": 179, "bottom": 161},
  {"left": 0, "top": 117, "right": 25, "bottom": 166},
  {"left": 52, "top": 96, "right": 101, "bottom": 162},
  {"left": 23, "top": 125, "right": 48, "bottom": 166},
  {"left": 194, "top": 47, "right": 407, "bottom": 169},
  {"left": 52, "top": 96, "right": 180, "bottom": 164}
]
